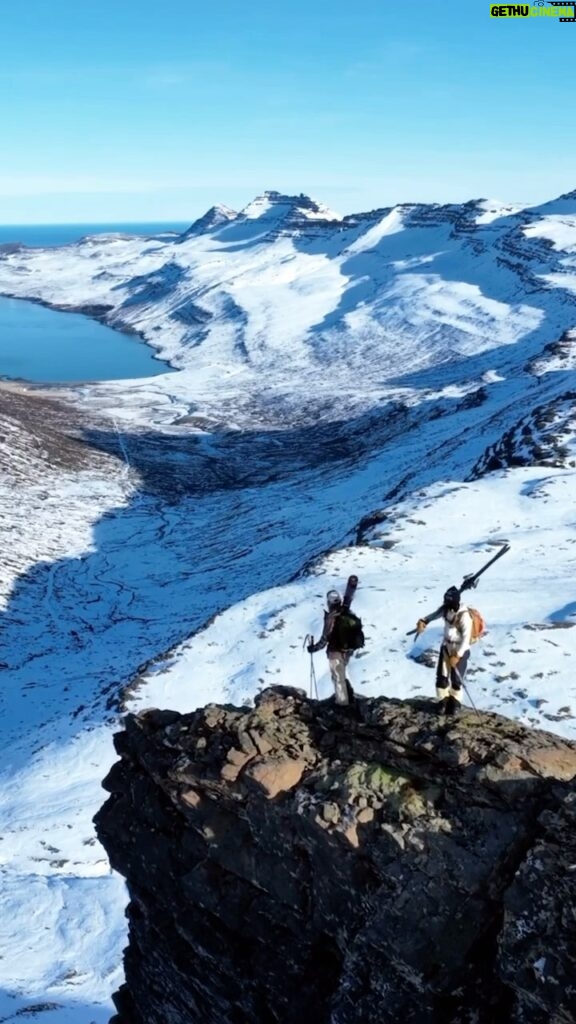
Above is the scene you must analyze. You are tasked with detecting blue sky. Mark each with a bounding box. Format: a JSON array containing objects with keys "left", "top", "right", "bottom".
[{"left": 1, "top": 0, "right": 575, "bottom": 223}]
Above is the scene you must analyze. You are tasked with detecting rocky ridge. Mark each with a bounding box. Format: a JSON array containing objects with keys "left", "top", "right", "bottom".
[{"left": 95, "top": 687, "right": 576, "bottom": 1024}]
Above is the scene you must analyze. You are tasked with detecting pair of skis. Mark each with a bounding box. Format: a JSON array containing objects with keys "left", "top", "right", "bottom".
[
  {"left": 304, "top": 574, "right": 358, "bottom": 648},
  {"left": 342, "top": 574, "right": 359, "bottom": 611},
  {"left": 405, "top": 543, "right": 510, "bottom": 637},
  {"left": 308, "top": 543, "right": 508, "bottom": 644}
]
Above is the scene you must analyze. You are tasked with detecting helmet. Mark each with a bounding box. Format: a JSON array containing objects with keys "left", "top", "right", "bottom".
[
  {"left": 443, "top": 586, "right": 461, "bottom": 611},
  {"left": 326, "top": 589, "right": 342, "bottom": 609}
]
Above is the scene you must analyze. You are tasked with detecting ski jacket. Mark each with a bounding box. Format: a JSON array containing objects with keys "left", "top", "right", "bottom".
[
  {"left": 443, "top": 606, "right": 473, "bottom": 658},
  {"left": 310, "top": 609, "right": 345, "bottom": 654}
]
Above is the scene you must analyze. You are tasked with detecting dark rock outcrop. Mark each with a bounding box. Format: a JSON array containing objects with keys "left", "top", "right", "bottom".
[{"left": 95, "top": 688, "right": 576, "bottom": 1024}]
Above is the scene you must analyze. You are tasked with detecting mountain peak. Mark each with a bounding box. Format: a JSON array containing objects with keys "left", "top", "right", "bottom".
[
  {"left": 239, "top": 190, "right": 342, "bottom": 224},
  {"left": 180, "top": 204, "right": 239, "bottom": 238}
]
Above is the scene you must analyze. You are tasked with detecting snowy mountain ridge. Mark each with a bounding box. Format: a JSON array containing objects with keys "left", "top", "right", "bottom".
[
  {"left": 1, "top": 187, "right": 576, "bottom": 1023},
  {"left": 180, "top": 202, "right": 239, "bottom": 237},
  {"left": 1, "top": 187, "right": 575, "bottom": 435}
]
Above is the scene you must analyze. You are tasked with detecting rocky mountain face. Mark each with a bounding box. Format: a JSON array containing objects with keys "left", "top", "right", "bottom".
[{"left": 95, "top": 688, "right": 576, "bottom": 1024}]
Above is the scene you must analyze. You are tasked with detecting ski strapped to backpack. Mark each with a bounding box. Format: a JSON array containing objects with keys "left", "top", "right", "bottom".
[
  {"left": 339, "top": 574, "right": 364, "bottom": 649},
  {"left": 406, "top": 543, "right": 509, "bottom": 637},
  {"left": 316, "top": 575, "right": 364, "bottom": 650},
  {"left": 342, "top": 574, "right": 358, "bottom": 610},
  {"left": 460, "top": 543, "right": 510, "bottom": 594}
]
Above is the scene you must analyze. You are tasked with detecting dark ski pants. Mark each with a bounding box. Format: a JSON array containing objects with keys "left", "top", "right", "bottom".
[{"left": 436, "top": 646, "right": 469, "bottom": 702}]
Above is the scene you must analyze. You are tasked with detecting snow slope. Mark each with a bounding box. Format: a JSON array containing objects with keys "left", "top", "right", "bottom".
[
  {"left": 0, "top": 188, "right": 576, "bottom": 1022},
  {"left": 134, "top": 468, "right": 576, "bottom": 737}
]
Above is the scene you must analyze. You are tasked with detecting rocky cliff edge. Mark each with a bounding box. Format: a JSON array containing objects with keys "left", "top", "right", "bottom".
[{"left": 95, "top": 688, "right": 576, "bottom": 1024}]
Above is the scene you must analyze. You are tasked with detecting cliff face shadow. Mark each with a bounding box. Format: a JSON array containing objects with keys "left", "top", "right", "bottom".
[
  {"left": 79, "top": 401, "right": 413, "bottom": 500},
  {"left": 0, "top": 398, "right": 424, "bottom": 767}
]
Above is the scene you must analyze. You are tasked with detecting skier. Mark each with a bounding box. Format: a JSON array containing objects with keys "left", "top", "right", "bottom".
[
  {"left": 415, "top": 585, "right": 473, "bottom": 715},
  {"left": 307, "top": 588, "right": 363, "bottom": 706}
]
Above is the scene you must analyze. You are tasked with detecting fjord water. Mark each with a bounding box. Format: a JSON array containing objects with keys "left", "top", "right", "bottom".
[
  {"left": 0, "top": 296, "right": 172, "bottom": 382},
  {"left": 0, "top": 221, "right": 189, "bottom": 382}
]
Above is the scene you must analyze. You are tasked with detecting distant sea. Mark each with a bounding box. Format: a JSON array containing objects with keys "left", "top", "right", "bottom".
[
  {"left": 0, "top": 222, "right": 190, "bottom": 382},
  {"left": 0, "top": 222, "right": 191, "bottom": 248}
]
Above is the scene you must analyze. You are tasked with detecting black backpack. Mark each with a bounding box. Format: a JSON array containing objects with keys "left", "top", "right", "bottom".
[{"left": 332, "top": 610, "right": 365, "bottom": 651}]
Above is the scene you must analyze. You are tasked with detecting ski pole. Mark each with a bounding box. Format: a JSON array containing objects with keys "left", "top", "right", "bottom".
[
  {"left": 454, "top": 667, "right": 481, "bottom": 719},
  {"left": 310, "top": 655, "right": 318, "bottom": 699},
  {"left": 304, "top": 634, "right": 319, "bottom": 699},
  {"left": 406, "top": 610, "right": 442, "bottom": 638}
]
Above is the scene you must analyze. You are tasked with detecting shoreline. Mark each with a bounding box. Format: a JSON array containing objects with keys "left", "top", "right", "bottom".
[{"left": 0, "top": 289, "right": 177, "bottom": 386}]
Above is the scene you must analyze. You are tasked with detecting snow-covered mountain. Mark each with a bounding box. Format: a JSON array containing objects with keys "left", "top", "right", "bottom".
[
  {"left": 0, "top": 187, "right": 576, "bottom": 1023},
  {"left": 2, "top": 187, "right": 574, "bottom": 431}
]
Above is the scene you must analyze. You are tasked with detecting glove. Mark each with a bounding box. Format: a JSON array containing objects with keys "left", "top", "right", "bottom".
[
  {"left": 307, "top": 644, "right": 315, "bottom": 654},
  {"left": 448, "top": 654, "right": 460, "bottom": 669},
  {"left": 416, "top": 618, "right": 427, "bottom": 635}
]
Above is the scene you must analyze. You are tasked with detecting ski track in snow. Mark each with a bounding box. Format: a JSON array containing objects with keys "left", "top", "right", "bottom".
[{"left": 0, "top": 190, "right": 576, "bottom": 1021}]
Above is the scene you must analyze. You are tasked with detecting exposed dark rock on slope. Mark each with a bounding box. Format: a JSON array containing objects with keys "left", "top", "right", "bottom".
[
  {"left": 468, "top": 388, "right": 576, "bottom": 478},
  {"left": 95, "top": 689, "right": 576, "bottom": 1024}
]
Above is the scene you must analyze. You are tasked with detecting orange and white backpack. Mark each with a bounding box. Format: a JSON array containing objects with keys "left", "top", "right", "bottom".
[{"left": 460, "top": 606, "right": 486, "bottom": 643}]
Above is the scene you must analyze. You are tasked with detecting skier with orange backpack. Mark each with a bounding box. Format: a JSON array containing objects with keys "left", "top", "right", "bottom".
[
  {"left": 407, "top": 544, "right": 510, "bottom": 715},
  {"left": 415, "top": 587, "right": 477, "bottom": 714}
]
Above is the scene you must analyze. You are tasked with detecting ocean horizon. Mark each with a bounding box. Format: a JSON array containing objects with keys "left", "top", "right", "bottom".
[{"left": 0, "top": 221, "right": 192, "bottom": 248}]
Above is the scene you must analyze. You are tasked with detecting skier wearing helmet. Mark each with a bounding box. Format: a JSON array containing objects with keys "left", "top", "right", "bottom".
[
  {"left": 307, "top": 589, "right": 359, "bottom": 706},
  {"left": 415, "top": 585, "right": 473, "bottom": 714}
]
